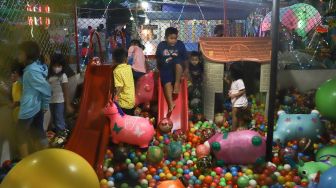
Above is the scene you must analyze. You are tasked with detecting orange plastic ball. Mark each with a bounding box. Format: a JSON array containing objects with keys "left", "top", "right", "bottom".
[{"left": 204, "top": 176, "right": 213, "bottom": 184}]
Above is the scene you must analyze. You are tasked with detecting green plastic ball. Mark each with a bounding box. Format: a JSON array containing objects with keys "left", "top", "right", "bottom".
[
  {"left": 237, "top": 176, "right": 249, "bottom": 188},
  {"left": 316, "top": 78, "right": 336, "bottom": 121}
]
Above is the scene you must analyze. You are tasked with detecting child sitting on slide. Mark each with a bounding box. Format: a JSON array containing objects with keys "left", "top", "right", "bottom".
[
  {"left": 156, "top": 27, "right": 187, "bottom": 116},
  {"left": 112, "top": 48, "right": 135, "bottom": 115}
]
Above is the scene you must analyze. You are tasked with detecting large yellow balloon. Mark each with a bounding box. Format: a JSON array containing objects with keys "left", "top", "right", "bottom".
[{"left": 0, "top": 149, "right": 100, "bottom": 188}]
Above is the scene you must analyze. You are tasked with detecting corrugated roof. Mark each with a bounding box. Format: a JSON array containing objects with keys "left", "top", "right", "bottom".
[{"left": 199, "top": 37, "right": 272, "bottom": 63}]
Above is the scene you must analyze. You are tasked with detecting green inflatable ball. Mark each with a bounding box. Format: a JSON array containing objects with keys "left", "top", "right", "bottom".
[{"left": 315, "top": 78, "right": 336, "bottom": 121}]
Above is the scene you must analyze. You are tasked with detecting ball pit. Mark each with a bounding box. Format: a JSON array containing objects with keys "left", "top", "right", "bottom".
[{"left": 97, "top": 89, "right": 335, "bottom": 188}]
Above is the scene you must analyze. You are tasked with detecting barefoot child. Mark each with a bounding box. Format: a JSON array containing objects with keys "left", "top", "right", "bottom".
[
  {"left": 156, "top": 27, "right": 187, "bottom": 116},
  {"left": 112, "top": 48, "right": 135, "bottom": 115},
  {"left": 226, "top": 63, "right": 248, "bottom": 131}
]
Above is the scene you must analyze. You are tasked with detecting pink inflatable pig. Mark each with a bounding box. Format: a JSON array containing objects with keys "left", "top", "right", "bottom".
[
  {"left": 104, "top": 100, "right": 155, "bottom": 148},
  {"left": 135, "top": 72, "right": 155, "bottom": 106},
  {"left": 204, "top": 130, "right": 266, "bottom": 164}
]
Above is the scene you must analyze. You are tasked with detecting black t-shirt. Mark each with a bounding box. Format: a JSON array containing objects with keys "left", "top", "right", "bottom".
[{"left": 189, "top": 62, "right": 203, "bottom": 81}]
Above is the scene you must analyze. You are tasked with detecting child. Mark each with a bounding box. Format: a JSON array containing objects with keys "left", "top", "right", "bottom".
[
  {"left": 188, "top": 51, "right": 204, "bottom": 85},
  {"left": 128, "top": 39, "right": 146, "bottom": 81},
  {"left": 225, "top": 63, "right": 248, "bottom": 131},
  {"left": 48, "top": 53, "right": 73, "bottom": 135},
  {"left": 112, "top": 48, "right": 135, "bottom": 115},
  {"left": 156, "top": 27, "right": 187, "bottom": 115},
  {"left": 17, "top": 41, "right": 51, "bottom": 157},
  {"left": 10, "top": 62, "right": 24, "bottom": 123},
  {"left": 81, "top": 42, "right": 89, "bottom": 65}
]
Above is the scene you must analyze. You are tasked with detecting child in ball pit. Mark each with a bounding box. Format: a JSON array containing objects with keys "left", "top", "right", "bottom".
[
  {"left": 224, "top": 63, "right": 249, "bottom": 131},
  {"left": 156, "top": 27, "right": 187, "bottom": 116},
  {"left": 112, "top": 48, "right": 135, "bottom": 115}
]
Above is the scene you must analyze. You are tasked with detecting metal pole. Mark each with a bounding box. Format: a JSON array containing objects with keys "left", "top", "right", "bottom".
[
  {"left": 74, "top": 1, "right": 80, "bottom": 73},
  {"left": 266, "top": 0, "right": 280, "bottom": 161},
  {"left": 223, "top": 0, "right": 227, "bottom": 37}
]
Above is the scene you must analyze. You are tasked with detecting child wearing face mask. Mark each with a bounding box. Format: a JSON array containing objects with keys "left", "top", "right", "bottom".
[{"left": 48, "top": 53, "right": 73, "bottom": 135}]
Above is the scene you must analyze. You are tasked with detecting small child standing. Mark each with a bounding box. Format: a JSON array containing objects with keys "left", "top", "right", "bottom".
[
  {"left": 112, "top": 48, "right": 135, "bottom": 115},
  {"left": 48, "top": 53, "right": 73, "bottom": 135},
  {"left": 225, "top": 63, "right": 248, "bottom": 131},
  {"left": 156, "top": 27, "right": 187, "bottom": 115},
  {"left": 188, "top": 51, "right": 204, "bottom": 85},
  {"left": 10, "top": 62, "right": 24, "bottom": 123},
  {"left": 128, "top": 39, "right": 146, "bottom": 81},
  {"left": 17, "top": 41, "right": 51, "bottom": 157}
]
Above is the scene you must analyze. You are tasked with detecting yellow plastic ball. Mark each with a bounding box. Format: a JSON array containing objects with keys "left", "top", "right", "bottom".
[
  {"left": 159, "top": 173, "right": 166, "bottom": 178},
  {"left": 159, "top": 136, "right": 164, "bottom": 141},
  {"left": 199, "top": 175, "right": 205, "bottom": 180},
  {"left": 100, "top": 179, "right": 108, "bottom": 185},
  {"left": 146, "top": 174, "right": 153, "bottom": 180},
  {"left": 224, "top": 173, "right": 233, "bottom": 181},
  {"left": 166, "top": 173, "right": 173, "bottom": 179},
  {"left": 314, "top": 144, "right": 319, "bottom": 149},
  {"left": 277, "top": 176, "right": 286, "bottom": 184},
  {"left": 245, "top": 169, "right": 253, "bottom": 175},
  {"left": 184, "top": 152, "right": 190, "bottom": 158},
  {"left": 1, "top": 149, "right": 100, "bottom": 188},
  {"left": 190, "top": 128, "right": 196, "bottom": 133},
  {"left": 136, "top": 162, "right": 143, "bottom": 169}
]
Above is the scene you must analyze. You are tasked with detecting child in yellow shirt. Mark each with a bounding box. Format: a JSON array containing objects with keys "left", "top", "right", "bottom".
[
  {"left": 11, "top": 63, "right": 24, "bottom": 123},
  {"left": 112, "top": 48, "right": 135, "bottom": 115}
]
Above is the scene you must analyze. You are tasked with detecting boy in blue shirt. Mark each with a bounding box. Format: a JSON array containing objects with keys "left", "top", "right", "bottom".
[
  {"left": 156, "top": 27, "right": 187, "bottom": 116},
  {"left": 17, "top": 41, "right": 51, "bottom": 157}
]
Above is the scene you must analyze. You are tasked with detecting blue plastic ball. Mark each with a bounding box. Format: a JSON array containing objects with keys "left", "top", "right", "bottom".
[
  {"left": 115, "top": 172, "right": 124, "bottom": 180},
  {"left": 230, "top": 166, "right": 238, "bottom": 172},
  {"left": 154, "top": 175, "right": 160, "bottom": 180},
  {"left": 184, "top": 169, "right": 190, "bottom": 174}
]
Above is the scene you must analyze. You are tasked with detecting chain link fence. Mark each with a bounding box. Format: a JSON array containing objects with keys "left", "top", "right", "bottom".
[{"left": 0, "top": 0, "right": 75, "bottom": 77}]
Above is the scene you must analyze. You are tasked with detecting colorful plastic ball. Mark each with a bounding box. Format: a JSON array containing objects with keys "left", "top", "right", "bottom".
[
  {"left": 147, "top": 146, "right": 164, "bottom": 164},
  {"left": 204, "top": 176, "right": 213, "bottom": 184},
  {"left": 283, "top": 164, "right": 291, "bottom": 171},
  {"left": 224, "top": 173, "right": 233, "bottom": 181},
  {"left": 237, "top": 176, "right": 249, "bottom": 188},
  {"left": 249, "top": 179, "right": 257, "bottom": 187}
]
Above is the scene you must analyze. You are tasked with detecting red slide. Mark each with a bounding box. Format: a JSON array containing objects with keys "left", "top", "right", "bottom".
[
  {"left": 158, "top": 77, "right": 189, "bottom": 133},
  {"left": 65, "top": 63, "right": 113, "bottom": 179}
]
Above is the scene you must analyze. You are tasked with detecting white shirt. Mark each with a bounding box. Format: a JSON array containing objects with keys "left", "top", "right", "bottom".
[
  {"left": 49, "top": 73, "right": 68, "bottom": 103},
  {"left": 230, "top": 79, "right": 248, "bottom": 107}
]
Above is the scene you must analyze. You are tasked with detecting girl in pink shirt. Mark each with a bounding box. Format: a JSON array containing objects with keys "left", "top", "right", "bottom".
[{"left": 128, "top": 40, "right": 146, "bottom": 81}]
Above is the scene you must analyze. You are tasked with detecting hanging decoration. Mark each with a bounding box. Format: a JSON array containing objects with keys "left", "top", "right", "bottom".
[
  {"left": 26, "top": 3, "right": 50, "bottom": 28},
  {"left": 261, "top": 3, "right": 321, "bottom": 38}
]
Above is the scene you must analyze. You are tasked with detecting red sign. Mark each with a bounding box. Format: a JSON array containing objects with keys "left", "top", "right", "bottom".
[{"left": 26, "top": 4, "right": 50, "bottom": 27}]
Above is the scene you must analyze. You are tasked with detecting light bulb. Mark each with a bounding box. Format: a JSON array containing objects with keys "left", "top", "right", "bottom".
[{"left": 141, "top": 1, "right": 149, "bottom": 9}]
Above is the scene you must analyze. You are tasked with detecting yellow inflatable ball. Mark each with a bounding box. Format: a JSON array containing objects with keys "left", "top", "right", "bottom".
[{"left": 1, "top": 149, "right": 100, "bottom": 188}]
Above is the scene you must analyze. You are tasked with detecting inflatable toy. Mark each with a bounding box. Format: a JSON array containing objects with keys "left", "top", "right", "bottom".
[
  {"left": 317, "top": 167, "right": 336, "bottom": 188},
  {"left": 273, "top": 110, "right": 323, "bottom": 144},
  {"left": 135, "top": 72, "right": 155, "bottom": 106},
  {"left": 166, "top": 141, "right": 183, "bottom": 159},
  {"left": 204, "top": 130, "right": 266, "bottom": 164},
  {"left": 196, "top": 144, "right": 211, "bottom": 158},
  {"left": 158, "top": 118, "right": 173, "bottom": 133},
  {"left": 147, "top": 146, "right": 164, "bottom": 164},
  {"left": 298, "top": 145, "right": 336, "bottom": 180},
  {"left": 104, "top": 101, "right": 155, "bottom": 148},
  {"left": 1, "top": 149, "right": 100, "bottom": 188},
  {"left": 315, "top": 77, "right": 336, "bottom": 121}
]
